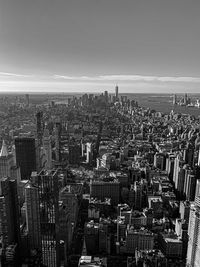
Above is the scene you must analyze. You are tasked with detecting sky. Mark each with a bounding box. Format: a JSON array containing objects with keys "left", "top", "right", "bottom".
[{"left": 0, "top": 0, "right": 200, "bottom": 93}]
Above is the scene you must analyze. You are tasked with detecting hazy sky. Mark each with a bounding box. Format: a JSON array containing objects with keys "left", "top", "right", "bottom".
[{"left": 1, "top": 0, "right": 200, "bottom": 93}]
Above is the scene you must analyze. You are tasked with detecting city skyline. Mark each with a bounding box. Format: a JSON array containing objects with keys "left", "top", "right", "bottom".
[
  {"left": 0, "top": 84, "right": 200, "bottom": 265},
  {"left": 1, "top": 0, "right": 200, "bottom": 93}
]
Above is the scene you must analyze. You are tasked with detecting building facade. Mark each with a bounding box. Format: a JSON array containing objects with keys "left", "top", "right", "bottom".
[
  {"left": 25, "top": 182, "right": 41, "bottom": 251},
  {"left": 15, "top": 137, "right": 37, "bottom": 180},
  {"left": 37, "top": 169, "right": 60, "bottom": 267},
  {"left": 187, "top": 196, "right": 200, "bottom": 267}
]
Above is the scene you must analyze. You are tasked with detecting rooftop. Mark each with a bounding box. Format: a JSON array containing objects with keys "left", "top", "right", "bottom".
[
  {"left": 0, "top": 140, "right": 9, "bottom": 157},
  {"left": 79, "top": 256, "right": 107, "bottom": 267}
]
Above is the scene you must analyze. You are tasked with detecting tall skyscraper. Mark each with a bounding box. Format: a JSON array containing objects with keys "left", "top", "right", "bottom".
[
  {"left": 104, "top": 90, "right": 109, "bottom": 103},
  {"left": 184, "top": 173, "right": 196, "bottom": 201},
  {"left": 165, "top": 153, "right": 175, "bottom": 181},
  {"left": 36, "top": 111, "right": 43, "bottom": 146},
  {"left": 132, "top": 181, "right": 143, "bottom": 210},
  {"left": 86, "top": 142, "right": 94, "bottom": 165},
  {"left": 0, "top": 178, "right": 21, "bottom": 248},
  {"left": 195, "top": 179, "right": 200, "bottom": 199},
  {"left": 198, "top": 149, "right": 200, "bottom": 167},
  {"left": 43, "top": 127, "right": 52, "bottom": 170},
  {"left": 115, "top": 85, "right": 119, "bottom": 100},
  {"left": 25, "top": 94, "right": 30, "bottom": 107},
  {"left": 15, "top": 137, "right": 37, "bottom": 180},
  {"left": 173, "top": 94, "right": 177, "bottom": 105},
  {"left": 0, "top": 140, "right": 15, "bottom": 193},
  {"left": 176, "top": 167, "right": 185, "bottom": 197},
  {"left": 186, "top": 196, "right": 200, "bottom": 267},
  {"left": 184, "top": 93, "right": 188, "bottom": 105},
  {"left": 184, "top": 142, "right": 194, "bottom": 167},
  {"left": 25, "top": 182, "right": 41, "bottom": 251},
  {"left": 55, "top": 121, "right": 61, "bottom": 162},
  {"left": 37, "top": 169, "right": 60, "bottom": 267}
]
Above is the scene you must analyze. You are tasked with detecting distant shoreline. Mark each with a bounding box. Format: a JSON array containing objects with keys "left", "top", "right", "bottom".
[
  {"left": 0, "top": 92, "right": 199, "bottom": 117},
  {"left": 0, "top": 91, "right": 200, "bottom": 96}
]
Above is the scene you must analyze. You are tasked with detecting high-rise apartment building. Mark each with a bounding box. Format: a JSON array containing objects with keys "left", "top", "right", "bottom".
[{"left": 15, "top": 137, "right": 36, "bottom": 180}]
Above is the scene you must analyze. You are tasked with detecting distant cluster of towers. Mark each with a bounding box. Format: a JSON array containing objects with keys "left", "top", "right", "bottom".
[{"left": 173, "top": 93, "right": 190, "bottom": 105}]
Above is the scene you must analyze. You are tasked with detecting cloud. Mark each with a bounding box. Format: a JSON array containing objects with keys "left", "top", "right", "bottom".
[
  {"left": 0, "top": 72, "right": 33, "bottom": 78},
  {"left": 1, "top": 72, "right": 200, "bottom": 83},
  {"left": 53, "top": 74, "right": 200, "bottom": 83},
  {"left": 53, "top": 75, "right": 98, "bottom": 81}
]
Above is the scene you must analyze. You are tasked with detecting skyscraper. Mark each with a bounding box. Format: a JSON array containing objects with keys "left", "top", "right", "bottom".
[
  {"left": 173, "top": 155, "right": 181, "bottom": 185},
  {"left": 55, "top": 121, "right": 61, "bottom": 162},
  {"left": 198, "top": 148, "right": 200, "bottom": 166},
  {"left": 184, "top": 173, "right": 196, "bottom": 201},
  {"left": 184, "top": 142, "right": 194, "bottom": 167},
  {"left": 115, "top": 85, "right": 119, "bottom": 100},
  {"left": 173, "top": 94, "right": 177, "bottom": 105},
  {"left": 43, "top": 127, "right": 52, "bottom": 170},
  {"left": 37, "top": 169, "right": 60, "bottom": 267},
  {"left": 25, "top": 94, "right": 30, "bottom": 107},
  {"left": 15, "top": 137, "right": 37, "bottom": 180},
  {"left": 36, "top": 111, "right": 43, "bottom": 147},
  {"left": 186, "top": 196, "right": 200, "bottom": 267},
  {"left": 133, "top": 181, "right": 143, "bottom": 210},
  {"left": 154, "top": 152, "right": 166, "bottom": 170},
  {"left": 25, "top": 182, "right": 41, "bottom": 251},
  {"left": 195, "top": 179, "right": 200, "bottom": 199},
  {"left": 0, "top": 178, "right": 21, "bottom": 248},
  {"left": 104, "top": 90, "right": 109, "bottom": 103},
  {"left": 0, "top": 140, "right": 15, "bottom": 193},
  {"left": 184, "top": 93, "right": 188, "bottom": 105}
]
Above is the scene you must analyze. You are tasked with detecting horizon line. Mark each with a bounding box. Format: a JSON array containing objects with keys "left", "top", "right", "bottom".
[{"left": 0, "top": 91, "right": 199, "bottom": 95}]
